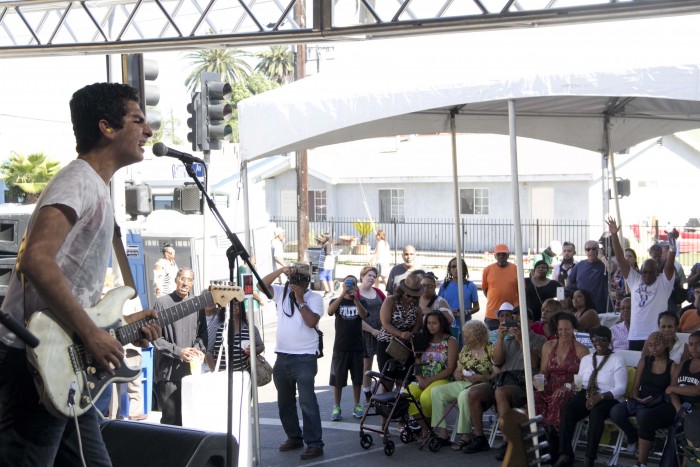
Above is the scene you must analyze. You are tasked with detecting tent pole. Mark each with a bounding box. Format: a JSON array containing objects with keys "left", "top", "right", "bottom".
[
  {"left": 508, "top": 100, "right": 535, "bottom": 418},
  {"left": 450, "top": 110, "right": 466, "bottom": 326},
  {"left": 242, "top": 160, "right": 251, "bottom": 252},
  {"left": 605, "top": 116, "right": 624, "bottom": 246}
]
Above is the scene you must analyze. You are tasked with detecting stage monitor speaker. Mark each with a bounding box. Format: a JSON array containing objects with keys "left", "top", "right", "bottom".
[
  {"left": 0, "top": 256, "right": 17, "bottom": 305},
  {"left": 173, "top": 186, "right": 201, "bottom": 214},
  {"left": 100, "top": 419, "right": 233, "bottom": 467},
  {"left": 0, "top": 212, "right": 30, "bottom": 255},
  {"left": 125, "top": 184, "right": 152, "bottom": 217}
]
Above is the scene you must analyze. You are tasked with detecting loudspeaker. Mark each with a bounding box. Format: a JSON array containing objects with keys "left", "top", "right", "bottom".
[
  {"left": 0, "top": 212, "right": 30, "bottom": 255},
  {"left": 125, "top": 184, "right": 152, "bottom": 217},
  {"left": 173, "top": 186, "right": 201, "bottom": 214},
  {"left": 100, "top": 419, "right": 233, "bottom": 467},
  {"left": 0, "top": 256, "right": 17, "bottom": 306}
]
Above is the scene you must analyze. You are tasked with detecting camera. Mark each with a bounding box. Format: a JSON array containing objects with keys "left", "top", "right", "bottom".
[
  {"left": 289, "top": 273, "right": 308, "bottom": 285},
  {"left": 504, "top": 320, "right": 520, "bottom": 328}
]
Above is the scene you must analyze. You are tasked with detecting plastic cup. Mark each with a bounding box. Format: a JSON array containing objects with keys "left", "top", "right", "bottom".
[
  {"left": 534, "top": 374, "right": 545, "bottom": 391},
  {"left": 189, "top": 355, "right": 203, "bottom": 375},
  {"left": 573, "top": 374, "right": 583, "bottom": 390},
  {"left": 240, "top": 340, "right": 250, "bottom": 351}
]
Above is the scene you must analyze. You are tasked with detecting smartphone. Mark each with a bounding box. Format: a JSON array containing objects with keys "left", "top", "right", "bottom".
[
  {"left": 345, "top": 279, "right": 355, "bottom": 291},
  {"left": 556, "top": 287, "right": 565, "bottom": 301},
  {"left": 505, "top": 320, "right": 520, "bottom": 328}
]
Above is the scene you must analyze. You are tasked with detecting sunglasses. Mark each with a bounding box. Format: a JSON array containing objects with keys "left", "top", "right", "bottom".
[{"left": 590, "top": 336, "right": 609, "bottom": 343}]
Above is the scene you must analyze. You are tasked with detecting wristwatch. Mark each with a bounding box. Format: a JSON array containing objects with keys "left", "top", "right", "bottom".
[
  {"left": 298, "top": 302, "right": 307, "bottom": 309},
  {"left": 565, "top": 383, "right": 573, "bottom": 391}
]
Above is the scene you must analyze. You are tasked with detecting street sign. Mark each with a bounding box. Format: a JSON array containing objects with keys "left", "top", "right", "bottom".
[
  {"left": 171, "top": 162, "right": 205, "bottom": 179},
  {"left": 242, "top": 274, "right": 254, "bottom": 298}
]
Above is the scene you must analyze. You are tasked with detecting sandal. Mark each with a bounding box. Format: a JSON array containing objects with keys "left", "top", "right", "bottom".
[{"left": 451, "top": 437, "right": 473, "bottom": 451}]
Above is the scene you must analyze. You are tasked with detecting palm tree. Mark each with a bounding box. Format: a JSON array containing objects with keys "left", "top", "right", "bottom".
[
  {"left": 254, "top": 46, "right": 294, "bottom": 85},
  {"left": 184, "top": 48, "right": 253, "bottom": 93},
  {"left": 0, "top": 152, "right": 61, "bottom": 204}
]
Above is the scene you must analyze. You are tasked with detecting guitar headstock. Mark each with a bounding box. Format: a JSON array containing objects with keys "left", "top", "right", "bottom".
[{"left": 208, "top": 284, "right": 245, "bottom": 306}]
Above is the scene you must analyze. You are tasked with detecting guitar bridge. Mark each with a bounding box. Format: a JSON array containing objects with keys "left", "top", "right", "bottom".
[{"left": 67, "top": 345, "right": 82, "bottom": 373}]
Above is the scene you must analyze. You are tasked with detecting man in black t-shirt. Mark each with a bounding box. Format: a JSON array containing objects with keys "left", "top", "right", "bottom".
[{"left": 328, "top": 275, "right": 367, "bottom": 421}]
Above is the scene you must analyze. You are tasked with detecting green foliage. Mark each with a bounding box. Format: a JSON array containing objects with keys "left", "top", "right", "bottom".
[
  {"left": 1, "top": 152, "right": 61, "bottom": 203},
  {"left": 254, "top": 46, "right": 294, "bottom": 85},
  {"left": 352, "top": 220, "right": 376, "bottom": 244},
  {"left": 184, "top": 48, "right": 253, "bottom": 94}
]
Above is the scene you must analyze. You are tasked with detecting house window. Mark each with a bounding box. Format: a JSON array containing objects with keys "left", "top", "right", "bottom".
[
  {"left": 308, "top": 190, "right": 327, "bottom": 221},
  {"left": 379, "top": 189, "right": 405, "bottom": 222},
  {"left": 460, "top": 188, "right": 489, "bottom": 215}
]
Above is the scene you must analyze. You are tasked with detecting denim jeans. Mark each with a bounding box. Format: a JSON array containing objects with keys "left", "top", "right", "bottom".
[
  {"left": 273, "top": 353, "right": 324, "bottom": 448},
  {"left": 0, "top": 343, "right": 112, "bottom": 467}
]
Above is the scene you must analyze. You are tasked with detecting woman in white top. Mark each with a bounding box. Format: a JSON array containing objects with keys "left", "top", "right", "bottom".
[
  {"left": 367, "top": 230, "right": 390, "bottom": 288},
  {"left": 553, "top": 326, "right": 627, "bottom": 467},
  {"left": 153, "top": 242, "right": 178, "bottom": 297}
]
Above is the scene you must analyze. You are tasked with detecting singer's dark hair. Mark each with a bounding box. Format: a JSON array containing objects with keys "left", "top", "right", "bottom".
[{"left": 70, "top": 82, "right": 139, "bottom": 154}]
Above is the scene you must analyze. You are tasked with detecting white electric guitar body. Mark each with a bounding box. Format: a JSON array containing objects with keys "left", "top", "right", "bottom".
[{"left": 26, "top": 284, "right": 242, "bottom": 418}]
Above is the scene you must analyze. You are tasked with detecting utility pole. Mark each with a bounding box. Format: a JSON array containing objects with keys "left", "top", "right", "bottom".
[{"left": 295, "top": 1, "right": 309, "bottom": 262}]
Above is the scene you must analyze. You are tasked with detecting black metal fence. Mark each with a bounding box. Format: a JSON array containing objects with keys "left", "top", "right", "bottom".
[
  {"left": 272, "top": 216, "right": 594, "bottom": 254},
  {"left": 271, "top": 216, "right": 700, "bottom": 268}
]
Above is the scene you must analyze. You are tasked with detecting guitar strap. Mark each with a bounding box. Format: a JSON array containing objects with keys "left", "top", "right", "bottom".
[{"left": 112, "top": 221, "right": 137, "bottom": 296}]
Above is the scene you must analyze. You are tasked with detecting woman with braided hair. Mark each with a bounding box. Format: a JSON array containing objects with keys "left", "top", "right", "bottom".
[{"left": 438, "top": 257, "right": 479, "bottom": 345}]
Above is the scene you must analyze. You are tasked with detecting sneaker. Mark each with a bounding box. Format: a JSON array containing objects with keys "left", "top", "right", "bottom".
[
  {"left": 353, "top": 403, "right": 364, "bottom": 418},
  {"left": 331, "top": 406, "right": 342, "bottom": 421},
  {"left": 626, "top": 441, "right": 638, "bottom": 454},
  {"left": 463, "top": 435, "right": 489, "bottom": 454}
]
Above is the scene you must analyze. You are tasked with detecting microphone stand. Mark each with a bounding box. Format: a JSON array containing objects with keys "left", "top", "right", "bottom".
[
  {"left": 0, "top": 310, "right": 39, "bottom": 348},
  {"left": 183, "top": 161, "right": 270, "bottom": 467}
]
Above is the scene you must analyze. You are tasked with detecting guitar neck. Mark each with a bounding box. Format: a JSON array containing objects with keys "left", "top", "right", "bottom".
[{"left": 116, "top": 292, "right": 214, "bottom": 345}]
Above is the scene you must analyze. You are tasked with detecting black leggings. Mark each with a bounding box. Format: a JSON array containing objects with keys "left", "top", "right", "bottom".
[{"left": 558, "top": 390, "right": 619, "bottom": 460}]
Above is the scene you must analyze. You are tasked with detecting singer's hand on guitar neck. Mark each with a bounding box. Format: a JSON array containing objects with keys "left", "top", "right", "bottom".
[{"left": 124, "top": 309, "right": 161, "bottom": 347}]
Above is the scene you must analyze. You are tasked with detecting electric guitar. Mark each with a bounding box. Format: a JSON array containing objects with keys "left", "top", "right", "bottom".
[{"left": 26, "top": 284, "right": 243, "bottom": 418}]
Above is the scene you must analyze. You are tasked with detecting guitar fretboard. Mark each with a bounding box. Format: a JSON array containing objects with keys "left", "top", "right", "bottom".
[{"left": 116, "top": 292, "right": 214, "bottom": 344}]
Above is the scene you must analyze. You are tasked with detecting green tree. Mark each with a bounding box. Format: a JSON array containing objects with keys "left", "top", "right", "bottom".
[
  {"left": 254, "top": 46, "right": 294, "bottom": 85},
  {"left": 0, "top": 152, "right": 61, "bottom": 204},
  {"left": 184, "top": 48, "right": 253, "bottom": 93}
]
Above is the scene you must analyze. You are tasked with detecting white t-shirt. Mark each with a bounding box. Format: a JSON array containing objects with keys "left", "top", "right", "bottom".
[
  {"left": 0, "top": 160, "right": 113, "bottom": 349},
  {"left": 626, "top": 268, "right": 674, "bottom": 341},
  {"left": 272, "top": 284, "right": 323, "bottom": 355}
]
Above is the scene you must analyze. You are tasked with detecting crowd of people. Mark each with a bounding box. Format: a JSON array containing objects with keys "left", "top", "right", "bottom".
[{"left": 256, "top": 220, "right": 700, "bottom": 464}]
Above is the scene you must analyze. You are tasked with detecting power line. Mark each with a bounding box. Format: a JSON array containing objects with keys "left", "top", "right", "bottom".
[{"left": 0, "top": 113, "right": 69, "bottom": 124}]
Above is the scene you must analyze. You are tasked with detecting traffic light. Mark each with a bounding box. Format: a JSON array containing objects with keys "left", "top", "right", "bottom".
[
  {"left": 616, "top": 178, "right": 631, "bottom": 198},
  {"left": 122, "top": 54, "right": 161, "bottom": 131},
  {"left": 199, "top": 71, "right": 232, "bottom": 151},
  {"left": 186, "top": 93, "right": 201, "bottom": 151}
]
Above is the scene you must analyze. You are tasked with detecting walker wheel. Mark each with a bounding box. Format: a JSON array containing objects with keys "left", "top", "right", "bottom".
[
  {"left": 384, "top": 440, "right": 395, "bottom": 456},
  {"left": 399, "top": 428, "right": 413, "bottom": 444},
  {"left": 360, "top": 433, "right": 373, "bottom": 449},
  {"left": 428, "top": 436, "right": 442, "bottom": 452}
]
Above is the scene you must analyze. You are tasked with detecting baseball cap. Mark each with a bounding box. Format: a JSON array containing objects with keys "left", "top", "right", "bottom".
[
  {"left": 273, "top": 227, "right": 285, "bottom": 238},
  {"left": 494, "top": 244, "right": 510, "bottom": 254},
  {"left": 496, "top": 302, "right": 515, "bottom": 316}
]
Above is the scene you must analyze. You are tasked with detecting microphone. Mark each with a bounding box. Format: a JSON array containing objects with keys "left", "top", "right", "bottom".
[{"left": 152, "top": 143, "right": 204, "bottom": 164}]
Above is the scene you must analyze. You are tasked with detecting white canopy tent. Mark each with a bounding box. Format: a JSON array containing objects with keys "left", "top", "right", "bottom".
[{"left": 238, "top": 21, "right": 700, "bottom": 423}]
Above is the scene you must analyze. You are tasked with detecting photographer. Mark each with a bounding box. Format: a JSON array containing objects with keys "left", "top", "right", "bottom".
[{"left": 259, "top": 263, "right": 325, "bottom": 460}]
